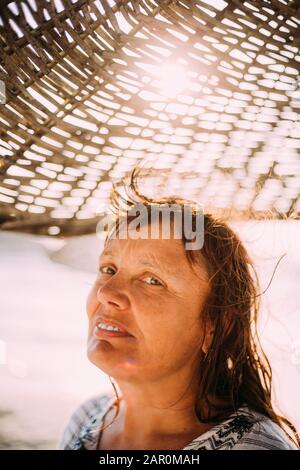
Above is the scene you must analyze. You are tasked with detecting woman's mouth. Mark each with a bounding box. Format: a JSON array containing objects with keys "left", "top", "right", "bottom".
[{"left": 93, "top": 323, "right": 134, "bottom": 339}]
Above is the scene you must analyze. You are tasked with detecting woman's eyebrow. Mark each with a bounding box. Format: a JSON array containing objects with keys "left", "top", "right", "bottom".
[
  {"left": 98, "top": 253, "right": 176, "bottom": 277},
  {"left": 99, "top": 248, "right": 113, "bottom": 260},
  {"left": 137, "top": 260, "right": 177, "bottom": 277}
]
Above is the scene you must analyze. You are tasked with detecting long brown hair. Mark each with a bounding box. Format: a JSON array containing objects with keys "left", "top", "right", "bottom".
[{"left": 98, "top": 165, "right": 299, "bottom": 448}]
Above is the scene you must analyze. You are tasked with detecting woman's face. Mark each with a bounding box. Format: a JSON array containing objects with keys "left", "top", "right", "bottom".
[{"left": 86, "top": 222, "right": 211, "bottom": 384}]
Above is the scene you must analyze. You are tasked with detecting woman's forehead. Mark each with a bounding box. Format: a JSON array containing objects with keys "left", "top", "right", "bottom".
[
  {"left": 117, "top": 216, "right": 184, "bottom": 239},
  {"left": 102, "top": 236, "right": 185, "bottom": 260},
  {"left": 101, "top": 236, "right": 209, "bottom": 282}
]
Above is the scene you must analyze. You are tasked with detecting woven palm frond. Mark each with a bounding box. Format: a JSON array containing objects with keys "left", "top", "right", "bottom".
[{"left": 0, "top": 0, "right": 299, "bottom": 236}]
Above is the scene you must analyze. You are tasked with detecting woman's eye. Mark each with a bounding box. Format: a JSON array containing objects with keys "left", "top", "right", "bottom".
[
  {"left": 98, "top": 267, "right": 162, "bottom": 286},
  {"left": 143, "top": 276, "right": 163, "bottom": 286},
  {"left": 99, "top": 266, "right": 115, "bottom": 275}
]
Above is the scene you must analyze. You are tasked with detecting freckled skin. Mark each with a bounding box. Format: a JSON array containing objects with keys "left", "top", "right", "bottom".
[{"left": 86, "top": 222, "right": 214, "bottom": 448}]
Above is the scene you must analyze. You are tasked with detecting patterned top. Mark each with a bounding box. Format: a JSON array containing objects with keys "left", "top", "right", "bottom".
[{"left": 57, "top": 393, "right": 298, "bottom": 450}]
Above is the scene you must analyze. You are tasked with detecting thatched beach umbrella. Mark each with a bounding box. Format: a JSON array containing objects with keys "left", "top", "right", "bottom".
[{"left": 0, "top": 0, "right": 299, "bottom": 236}]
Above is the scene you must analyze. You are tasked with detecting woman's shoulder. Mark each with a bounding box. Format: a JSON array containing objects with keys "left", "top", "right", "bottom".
[
  {"left": 57, "top": 391, "right": 114, "bottom": 450},
  {"left": 231, "top": 406, "right": 299, "bottom": 450},
  {"left": 185, "top": 404, "right": 298, "bottom": 450}
]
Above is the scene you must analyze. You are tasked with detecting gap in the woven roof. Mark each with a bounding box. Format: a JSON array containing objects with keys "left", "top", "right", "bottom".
[
  {"left": 238, "top": 16, "right": 257, "bottom": 30},
  {"left": 8, "top": 19, "right": 23, "bottom": 39},
  {"left": 21, "top": 1, "right": 38, "bottom": 29},
  {"left": 52, "top": 70, "right": 78, "bottom": 91},
  {"left": 145, "top": 45, "right": 172, "bottom": 58},
  {"left": 115, "top": 11, "right": 133, "bottom": 34},
  {"left": 196, "top": 4, "right": 216, "bottom": 18},
  {"left": 41, "top": 135, "right": 63, "bottom": 149},
  {"left": 27, "top": 87, "right": 58, "bottom": 114},
  {"left": 229, "top": 48, "right": 252, "bottom": 63},
  {"left": 0, "top": 193, "right": 14, "bottom": 204},
  {"left": 154, "top": 13, "right": 172, "bottom": 25},
  {"left": 83, "top": 145, "right": 99, "bottom": 156},
  {"left": 65, "top": 18, "right": 78, "bottom": 37},
  {"left": 63, "top": 115, "right": 98, "bottom": 133},
  {"left": 0, "top": 186, "right": 18, "bottom": 200},
  {"left": 15, "top": 202, "right": 28, "bottom": 212},
  {"left": 24, "top": 144, "right": 54, "bottom": 158},
  {"left": 7, "top": 165, "right": 34, "bottom": 179},
  {"left": 29, "top": 205, "right": 46, "bottom": 214},
  {"left": 0, "top": 139, "right": 13, "bottom": 154},
  {"left": 244, "top": 1, "right": 260, "bottom": 12},
  {"left": 43, "top": 7, "right": 51, "bottom": 21},
  {"left": 93, "top": 0, "right": 104, "bottom": 15},
  {"left": 27, "top": 0, "right": 37, "bottom": 10},
  {"left": 2, "top": 179, "right": 19, "bottom": 190},
  {"left": 7, "top": 2, "right": 19, "bottom": 15},
  {"left": 64, "top": 31, "right": 74, "bottom": 44},
  {"left": 287, "top": 17, "right": 300, "bottom": 28},
  {"left": 42, "top": 163, "right": 63, "bottom": 174},
  {"left": 166, "top": 28, "right": 189, "bottom": 42},
  {"left": 52, "top": 0, "right": 64, "bottom": 14},
  {"left": 202, "top": 0, "right": 228, "bottom": 11}
]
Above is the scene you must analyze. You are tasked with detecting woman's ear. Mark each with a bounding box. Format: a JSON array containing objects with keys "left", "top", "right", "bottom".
[
  {"left": 201, "top": 310, "right": 233, "bottom": 355},
  {"left": 201, "top": 321, "right": 215, "bottom": 355}
]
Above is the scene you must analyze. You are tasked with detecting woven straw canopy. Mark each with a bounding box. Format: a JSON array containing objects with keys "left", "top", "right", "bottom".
[{"left": 0, "top": 0, "right": 299, "bottom": 236}]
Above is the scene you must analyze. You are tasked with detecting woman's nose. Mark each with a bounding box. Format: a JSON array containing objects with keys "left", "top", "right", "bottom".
[{"left": 96, "top": 277, "right": 130, "bottom": 310}]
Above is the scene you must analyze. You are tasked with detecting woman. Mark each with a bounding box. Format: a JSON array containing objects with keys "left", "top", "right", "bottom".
[{"left": 58, "top": 167, "right": 299, "bottom": 450}]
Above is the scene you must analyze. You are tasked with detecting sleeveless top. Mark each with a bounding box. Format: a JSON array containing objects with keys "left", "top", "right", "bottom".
[{"left": 57, "top": 393, "right": 298, "bottom": 450}]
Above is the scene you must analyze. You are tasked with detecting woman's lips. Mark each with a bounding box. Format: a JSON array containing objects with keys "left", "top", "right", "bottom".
[
  {"left": 94, "top": 316, "right": 133, "bottom": 336},
  {"left": 93, "top": 324, "right": 134, "bottom": 339}
]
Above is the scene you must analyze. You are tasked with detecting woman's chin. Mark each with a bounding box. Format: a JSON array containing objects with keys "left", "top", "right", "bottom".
[{"left": 87, "top": 347, "right": 140, "bottom": 380}]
